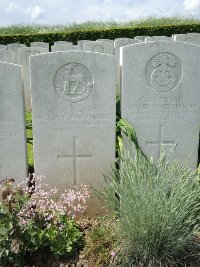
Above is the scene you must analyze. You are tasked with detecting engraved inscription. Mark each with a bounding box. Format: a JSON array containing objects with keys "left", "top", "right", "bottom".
[
  {"left": 184, "top": 38, "right": 194, "bottom": 43},
  {"left": 57, "top": 136, "right": 92, "bottom": 186},
  {"left": 35, "top": 105, "right": 113, "bottom": 132},
  {"left": 92, "top": 45, "right": 104, "bottom": 53},
  {"left": 123, "top": 96, "right": 199, "bottom": 121},
  {"left": 54, "top": 63, "right": 94, "bottom": 103},
  {"left": 146, "top": 125, "right": 176, "bottom": 159},
  {"left": 146, "top": 52, "right": 182, "bottom": 92}
]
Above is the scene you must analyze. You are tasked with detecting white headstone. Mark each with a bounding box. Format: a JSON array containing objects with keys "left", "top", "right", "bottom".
[
  {"left": 97, "top": 39, "right": 114, "bottom": 43},
  {"left": 173, "top": 33, "right": 200, "bottom": 44},
  {"left": 30, "top": 42, "right": 49, "bottom": 50},
  {"left": 134, "top": 36, "right": 147, "bottom": 41},
  {"left": 77, "top": 40, "right": 90, "bottom": 50},
  {"left": 30, "top": 51, "right": 116, "bottom": 213},
  {"left": 0, "top": 45, "right": 7, "bottom": 50},
  {"left": 7, "top": 43, "right": 26, "bottom": 64},
  {"left": 145, "top": 36, "right": 172, "bottom": 42},
  {"left": 114, "top": 38, "right": 142, "bottom": 85},
  {"left": 0, "top": 50, "right": 15, "bottom": 63},
  {"left": 51, "top": 44, "right": 80, "bottom": 52},
  {"left": 18, "top": 47, "right": 48, "bottom": 108},
  {"left": 0, "top": 62, "right": 27, "bottom": 182},
  {"left": 54, "top": 41, "right": 71, "bottom": 45},
  {"left": 121, "top": 41, "right": 200, "bottom": 169},
  {"left": 83, "top": 41, "right": 114, "bottom": 55}
]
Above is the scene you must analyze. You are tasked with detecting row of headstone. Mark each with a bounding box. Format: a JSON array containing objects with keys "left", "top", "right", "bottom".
[{"left": 0, "top": 39, "right": 200, "bottom": 215}]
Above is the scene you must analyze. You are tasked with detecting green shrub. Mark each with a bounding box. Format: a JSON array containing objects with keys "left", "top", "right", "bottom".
[
  {"left": 102, "top": 150, "right": 200, "bottom": 266},
  {"left": 1, "top": 23, "right": 200, "bottom": 46}
]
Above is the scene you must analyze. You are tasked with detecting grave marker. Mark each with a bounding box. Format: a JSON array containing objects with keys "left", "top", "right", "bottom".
[
  {"left": 0, "top": 62, "right": 27, "bottom": 182},
  {"left": 0, "top": 50, "right": 15, "bottom": 63},
  {"left": 30, "top": 42, "right": 49, "bottom": 50},
  {"left": 83, "top": 41, "right": 114, "bottom": 55},
  {"left": 7, "top": 43, "right": 26, "bottom": 63},
  {"left": 18, "top": 47, "right": 48, "bottom": 108},
  {"left": 30, "top": 51, "right": 116, "bottom": 213},
  {"left": 51, "top": 44, "right": 80, "bottom": 52},
  {"left": 121, "top": 41, "right": 200, "bottom": 169}
]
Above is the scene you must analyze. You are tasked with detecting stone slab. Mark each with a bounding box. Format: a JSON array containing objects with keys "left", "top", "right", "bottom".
[
  {"left": 121, "top": 41, "right": 200, "bottom": 169},
  {"left": 77, "top": 40, "right": 90, "bottom": 50},
  {"left": 18, "top": 47, "right": 48, "bottom": 108},
  {"left": 54, "top": 41, "right": 71, "bottom": 45},
  {"left": 83, "top": 41, "right": 114, "bottom": 55},
  {"left": 0, "top": 62, "right": 27, "bottom": 182},
  {"left": 114, "top": 38, "right": 142, "bottom": 85},
  {"left": 0, "top": 45, "right": 7, "bottom": 50},
  {"left": 30, "top": 42, "right": 49, "bottom": 50},
  {"left": 51, "top": 44, "right": 81, "bottom": 52},
  {"left": 173, "top": 33, "right": 200, "bottom": 44},
  {"left": 145, "top": 36, "right": 172, "bottom": 42},
  {"left": 0, "top": 50, "right": 15, "bottom": 63},
  {"left": 7, "top": 43, "right": 26, "bottom": 64},
  {"left": 30, "top": 51, "right": 116, "bottom": 214}
]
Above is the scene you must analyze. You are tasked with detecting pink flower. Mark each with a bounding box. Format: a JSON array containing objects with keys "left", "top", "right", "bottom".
[{"left": 111, "top": 251, "right": 116, "bottom": 257}]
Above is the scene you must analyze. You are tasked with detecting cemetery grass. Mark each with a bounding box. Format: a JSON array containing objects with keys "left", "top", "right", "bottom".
[{"left": 1, "top": 16, "right": 200, "bottom": 34}]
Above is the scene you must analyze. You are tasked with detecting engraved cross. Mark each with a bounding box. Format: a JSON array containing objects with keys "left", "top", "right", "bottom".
[
  {"left": 57, "top": 136, "right": 92, "bottom": 186},
  {"left": 146, "top": 125, "right": 175, "bottom": 159}
]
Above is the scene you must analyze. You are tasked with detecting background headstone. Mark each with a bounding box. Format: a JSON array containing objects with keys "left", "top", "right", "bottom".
[
  {"left": 0, "top": 62, "right": 27, "bottom": 183},
  {"left": 173, "top": 33, "right": 200, "bottom": 44},
  {"left": 114, "top": 38, "right": 142, "bottom": 85},
  {"left": 83, "top": 41, "right": 114, "bottom": 55},
  {"left": 7, "top": 43, "right": 26, "bottom": 64},
  {"left": 54, "top": 41, "right": 71, "bottom": 45},
  {"left": 121, "top": 41, "right": 200, "bottom": 169},
  {"left": 77, "top": 40, "right": 90, "bottom": 50},
  {"left": 0, "top": 50, "right": 15, "bottom": 63},
  {"left": 51, "top": 44, "right": 81, "bottom": 52},
  {"left": 30, "top": 42, "right": 49, "bottom": 50},
  {"left": 145, "top": 36, "right": 172, "bottom": 42},
  {"left": 30, "top": 51, "right": 116, "bottom": 214},
  {"left": 18, "top": 47, "right": 48, "bottom": 108},
  {"left": 0, "top": 45, "right": 7, "bottom": 50},
  {"left": 134, "top": 36, "right": 147, "bottom": 41}
]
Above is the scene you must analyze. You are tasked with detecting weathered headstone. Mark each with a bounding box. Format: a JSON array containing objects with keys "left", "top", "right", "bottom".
[
  {"left": 97, "top": 39, "right": 114, "bottom": 44},
  {"left": 18, "top": 47, "right": 48, "bottom": 108},
  {"left": 51, "top": 44, "right": 80, "bottom": 52},
  {"left": 83, "top": 41, "right": 114, "bottom": 55},
  {"left": 134, "top": 36, "right": 147, "bottom": 41},
  {"left": 0, "top": 50, "right": 15, "bottom": 63},
  {"left": 121, "top": 41, "right": 200, "bottom": 169},
  {"left": 0, "top": 45, "right": 7, "bottom": 50},
  {"left": 173, "top": 33, "right": 200, "bottom": 44},
  {"left": 77, "top": 40, "right": 90, "bottom": 50},
  {"left": 7, "top": 43, "right": 26, "bottom": 64},
  {"left": 54, "top": 41, "right": 71, "bottom": 45},
  {"left": 145, "top": 36, "right": 172, "bottom": 42},
  {"left": 114, "top": 38, "right": 142, "bottom": 85},
  {"left": 30, "top": 42, "right": 49, "bottom": 50},
  {"left": 30, "top": 51, "right": 116, "bottom": 213},
  {"left": 0, "top": 62, "right": 27, "bottom": 182}
]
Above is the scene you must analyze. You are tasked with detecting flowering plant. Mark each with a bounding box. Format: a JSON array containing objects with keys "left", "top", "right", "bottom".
[{"left": 0, "top": 175, "right": 90, "bottom": 266}]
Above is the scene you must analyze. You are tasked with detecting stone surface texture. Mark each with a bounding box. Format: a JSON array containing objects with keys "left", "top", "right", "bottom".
[
  {"left": 0, "top": 62, "right": 27, "bottom": 182},
  {"left": 121, "top": 41, "right": 200, "bottom": 169}
]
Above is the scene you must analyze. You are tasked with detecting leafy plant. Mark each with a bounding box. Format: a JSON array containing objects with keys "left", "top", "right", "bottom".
[
  {"left": 83, "top": 216, "right": 118, "bottom": 267},
  {"left": 0, "top": 176, "right": 90, "bottom": 266}
]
